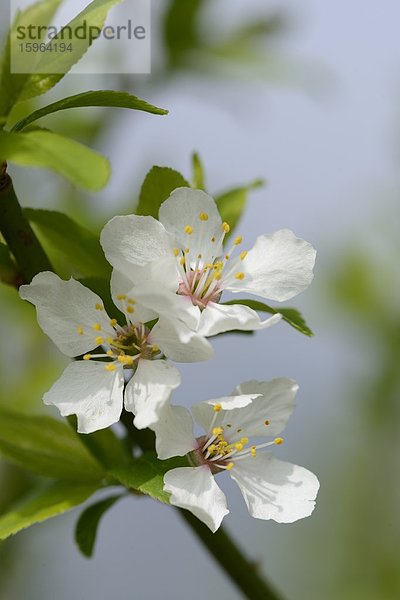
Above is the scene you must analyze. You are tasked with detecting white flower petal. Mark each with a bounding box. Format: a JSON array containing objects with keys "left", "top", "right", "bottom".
[
  {"left": 230, "top": 453, "right": 319, "bottom": 523},
  {"left": 192, "top": 394, "right": 261, "bottom": 433},
  {"left": 197, "top": 302, "right": 282, "bottom": 337},
  {"left": 151, "top": 317, "right": 213, "bottom": 363},
  {"left": 226, "top": 229, "right": 316, "bottom": 302},
  {"left": 164, "top": 466, "right": 229, "bottom": 532},
  {"left": 232, "top": 378, "right": 298, "bottom": 437},
  {"left": 153, "top": 404, "right": 196, "bottom": 459},
  {"left": 124, "top": 359, "right": 181, "bottom": 429},
  {"left": 100, "top": 215, "right": 172, "bottom": 269},
  {"left": 19, "top": 272, "right": 113, "bottom": 357},
  {"left": 159, "top": 188, "right": 223, "bottom": 258},
  {"left": 43, "top": 361, "right": 124, "bottom": 434},
  {"left": 135, "top": 289, "right": 201, "bottom": 330},
  {"left": 110, "top": 270, "right": 157, "bottom": 324}
]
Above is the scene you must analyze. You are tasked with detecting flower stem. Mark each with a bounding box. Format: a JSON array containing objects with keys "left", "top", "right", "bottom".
[
  {"left": 179, "top": 510, "right": 283, "bottom": 600},
  {"left": 0, "top": 168, "right": 53, "bottom": 284}
]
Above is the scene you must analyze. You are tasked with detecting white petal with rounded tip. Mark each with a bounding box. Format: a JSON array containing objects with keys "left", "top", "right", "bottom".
[
  {"left": 134, "top": 289, "right": 201, "bottom": 330},
  {"left": 124, "top": 359, "right": 181, "bottom": 429},
  {"left": 230, "top": 453, "right": 319, "bottom": 523},
  {"left": 110, "top": 270, "right": 157, "bottom": 324},
  {"left": 19, "top": 272, "right": 113, "bottom": 357},
  {"left": 192, "top": 394, "right": 261, "bottom": 433},
  {"left": 230, "top": 378, "right": 298, "bottom": 438},
  {"left": 43, "top": 361, "right": 124, "bottom": 434},
  {"left": 153, "top": 404, "right": 196, "bottom": 459},
  {"left": 197, "top": 302, "right": 282, "bottom": 337},
  {"left": 226, "top": 229, "right": 316, "bottom": 302},
  {"left": 151, "top": 318, "right": 213, "bottom": 363},
  {"left": 159, "top": 188, "right": 223, "bottom": 259},
  {"left": 100, "top": 215, "right": 172, "bottom": 270},
  {"left": 164, "top": 466, "right": 229, "bottom": 532}
]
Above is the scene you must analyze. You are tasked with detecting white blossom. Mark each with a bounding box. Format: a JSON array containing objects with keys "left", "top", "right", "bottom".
[
  {"left": 19, "top": 271, "right": 212, "bottom": 434},
  {"left": 152, "top": 379, "right": 319, "bottom": 532},
  {"left": 100, "top": 187, "right": 316, "bottom": 337}
]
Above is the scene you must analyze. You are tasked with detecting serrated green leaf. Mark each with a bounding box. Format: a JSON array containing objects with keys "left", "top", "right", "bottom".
[
  {"left": 24, "top": 208, "right": 110, "bottom": 278},
  {"left": 135, "top": 166, "right": 189, "bottom": 218},
  {"left": 0, "top": 130, "right": 110, "bottom": 190},
  {"left": 191, "top": 152, "right": 206, "bottom": 190},
  {"left": 110, "top": 453, "right": 187, "bottom": 505},
  {"left": 75, "top": 495, "right": 122, "bottom": 558},
  {"left": 0, "top": 480, "right": 100, "bottom": 540},
  {"left": 0, "top": 408, "right": 105, "bottom": 481},
  {"left": 223, "top": 299, "right": 314, "bottom": 337},
  {"left": 11, "top": 91, "right": 168, "bottom": 132},
  {"left": 18, "top": 0, "right": 125, "bottom": 102},
  {"left": 0, "top": 0, "right": 63, "bottom": 117},
  {"left": 215, "top": 179, "right": 264, "bottom": 240}
]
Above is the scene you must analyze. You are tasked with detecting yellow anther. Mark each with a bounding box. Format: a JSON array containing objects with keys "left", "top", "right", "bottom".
[
  {"left": 107, "top": 350, "right": 114, "bottom": 357},
  {"left": 235, "top": 443, "right": 244, "bottom": 451},
  {"left": 213, "top": 403, "right": 222, "bottom": 412},
  {"left": 235, "top": 272, "right": 245, "bottom": 280},
  {"left": 95, "top": 303, "right": 104, "bottom": 311},
  {"left": 208, "top": 444, "right": 217, "bottom": 454},
  {"left": 184, "top": 248, "right": 189, "bottom": 253},
  {"left": 77, "top": 325, "right": 84, "bottom": 335},
  {"left": 106, "top": 337, "right": 113, "bottom": 344},
  {"left": 83, "top": 354, "right": 91, "bottom": 361},
  {"left": 274, "top": 437, "right": 284, "bottom": 445},
  {"left": 199, "top": 212, "right": 209, "bottom": 221},
  {"left": 184, "top": 225, "right": 193, "bottom": 235},
  {"left": 197, "top": 254, "right": 202, "bottom": 259},
  {"left": 93, "top": 323, "right": 101, "bottom": 331},
  {"left": 214, "top": 272, "right": 222, "bottom": 281},
  {"left": 240, "top": 251, "right": 248, "bottom": 261},
  {"left": 95, "top": 336, "right": 104, "bottom": 345},
  {"left": 234, "top": 235, "right": 243, "bottom": 245},
  {"left": 152, "top": 345, "right": 159, "bottom": 353},
  {"left": 225, "top": 255, "right": 229, "bottom": 260},
  {"left": 237, "top": 428, "right": 242, "bottom": 433},
  {"left": 109, "top": 319, "right": 117, "bottom": 327},
  {"left": 117, "top": 355, "right": 126, "bottom": 364},
  {"left": 116, "top": 294, "right": 126, "bottom": 301},
  {"left": 240, "top": 437, "right": 249, "bottom": 445},
  {"left": 251, "top": 446, "right": 257, "bottom": 457},
  {"left": 214, "top": 261, "right": 223, "bottom": 270},
  {"left": 211, "top": 236, "right": 216, "bottom": 243},
  {"left": 213, "top": 427, "right": 223, "bottom": 436},
  {"left": 127, "top": 306, "right": 135, "bottom": 314},
  {"left": 128, "top": 298, "right": 136, "bottom": 305},
  {"left": 173, "top": 247, "right": 180, "bottom": 257},
  {"left": 105, "top": 364, "right": 116, "bottom": 372},
  {"left": 124, "top": 355, "right": 134, "bottom": 365},
  {"left": 226, "top": 462, "right": 234, "bottom": 471},
  {"left": 264, "top": 419, "right": 270, "bottom": 426},
  {"left": 222, "top": 222, "right": 230, "bottom": 233},
  {"left": 179, "top": 257, "right": 185, "bottom": 265}
]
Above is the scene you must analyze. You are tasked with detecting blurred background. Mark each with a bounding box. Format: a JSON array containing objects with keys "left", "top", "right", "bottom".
[{"left": 1, "top": 0, "right": 400, "bottom": 598}]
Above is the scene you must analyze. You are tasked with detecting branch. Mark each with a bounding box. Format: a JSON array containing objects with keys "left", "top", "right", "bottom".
[{"left": 0, "top": 167, "right": 53, "bottom": 284}]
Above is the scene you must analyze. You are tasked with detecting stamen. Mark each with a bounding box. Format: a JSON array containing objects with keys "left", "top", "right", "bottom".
[
  {"left": 264, "top": 420, "right": 270, "bottom": 426},
  {"left": 184, "top": 225, "right": 193, "bottom": 235},
  {"left": 234, "top": 235, "right": 242, "bottom": 245},
  {"left": 214, "top": 403, "right": 222, "bottom": 412},
  {"left": 222, "top": 222, "right": 230, "bottom": 233},
  {"left": 127, "top": 306, "right": 135, "bottom": 314},
  {"left": 95, "top": 336, "right": 104, "bottom": 345},
  {"left": 95, "top": 303, "right": 103, "bottom": 311},
  {"left": 105, "top": 364, "right": 116, "bottom": 372},
  {"left": 77, "top": 325, "right": 84, "bottom": 335},
  {"left": 83, "top": 354, "right": 91, "bottom": 360},
  {"left": 240, "top": 251, "right": 248, "bottom": 261},
  {"left": 116, "top": 294, "right": 126, "bottom": 301},
  {"left": 274, "top": 437, "right": 284, "bottom": 445},
  {"left": 93, "top": 323, "right": 101, "bottom": 331},
  {"left": 234, "top": 272, "right": 245, "bottom": 280},
  {"left": 173, "top": 247, "right": 179, "bottom": 257},
  {"left": 110, "top": 319, "right": 117, "bottom": 327},
  {"left": 199, "top": 212, "right": 209, "bottom": 221}
]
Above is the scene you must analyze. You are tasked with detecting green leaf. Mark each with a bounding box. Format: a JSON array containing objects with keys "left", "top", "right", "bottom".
[
  {"left": 223, "top": 299, "right": 314, "bottom": 337},
  {"left": 135, "top": 166, "right": 189, "bottom": 218},
  {"left": 18, "top": 0, "right": 125, "bottom": 102},
  {"left": 0, "top": 408, "right": 105, "bottom": 481},
  {"left": 0, "top": 0, "right": 63, "bottom": 117},
  {"left": 215, "top": 179, "right": 264, "bottom": 240},
  {"left": 0, "top": 480, "right": 100, "bottom": 540},
  {"left": 111, "top": 453, "right": 187, "bottom": 505},
  {"left": 75, "top": 495, "right": 122, "bottom": 558},
  {"left": 164, "top": 0, "right": 204, "bottom": 69},
  {"left": 0, "top": 130, "right": 110, "bottom": 190},
  {"left": 11, "top": 91, "right": 168, "bottom": 132},
  {"left": 24, "top": 208, "right": 110, "bottom": 278},
  {"left": 67, "top": 415, "right": 131, "bottom": 471},
  {"left": 191, "top": 152, "right": 206, "bottom": 190}
]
